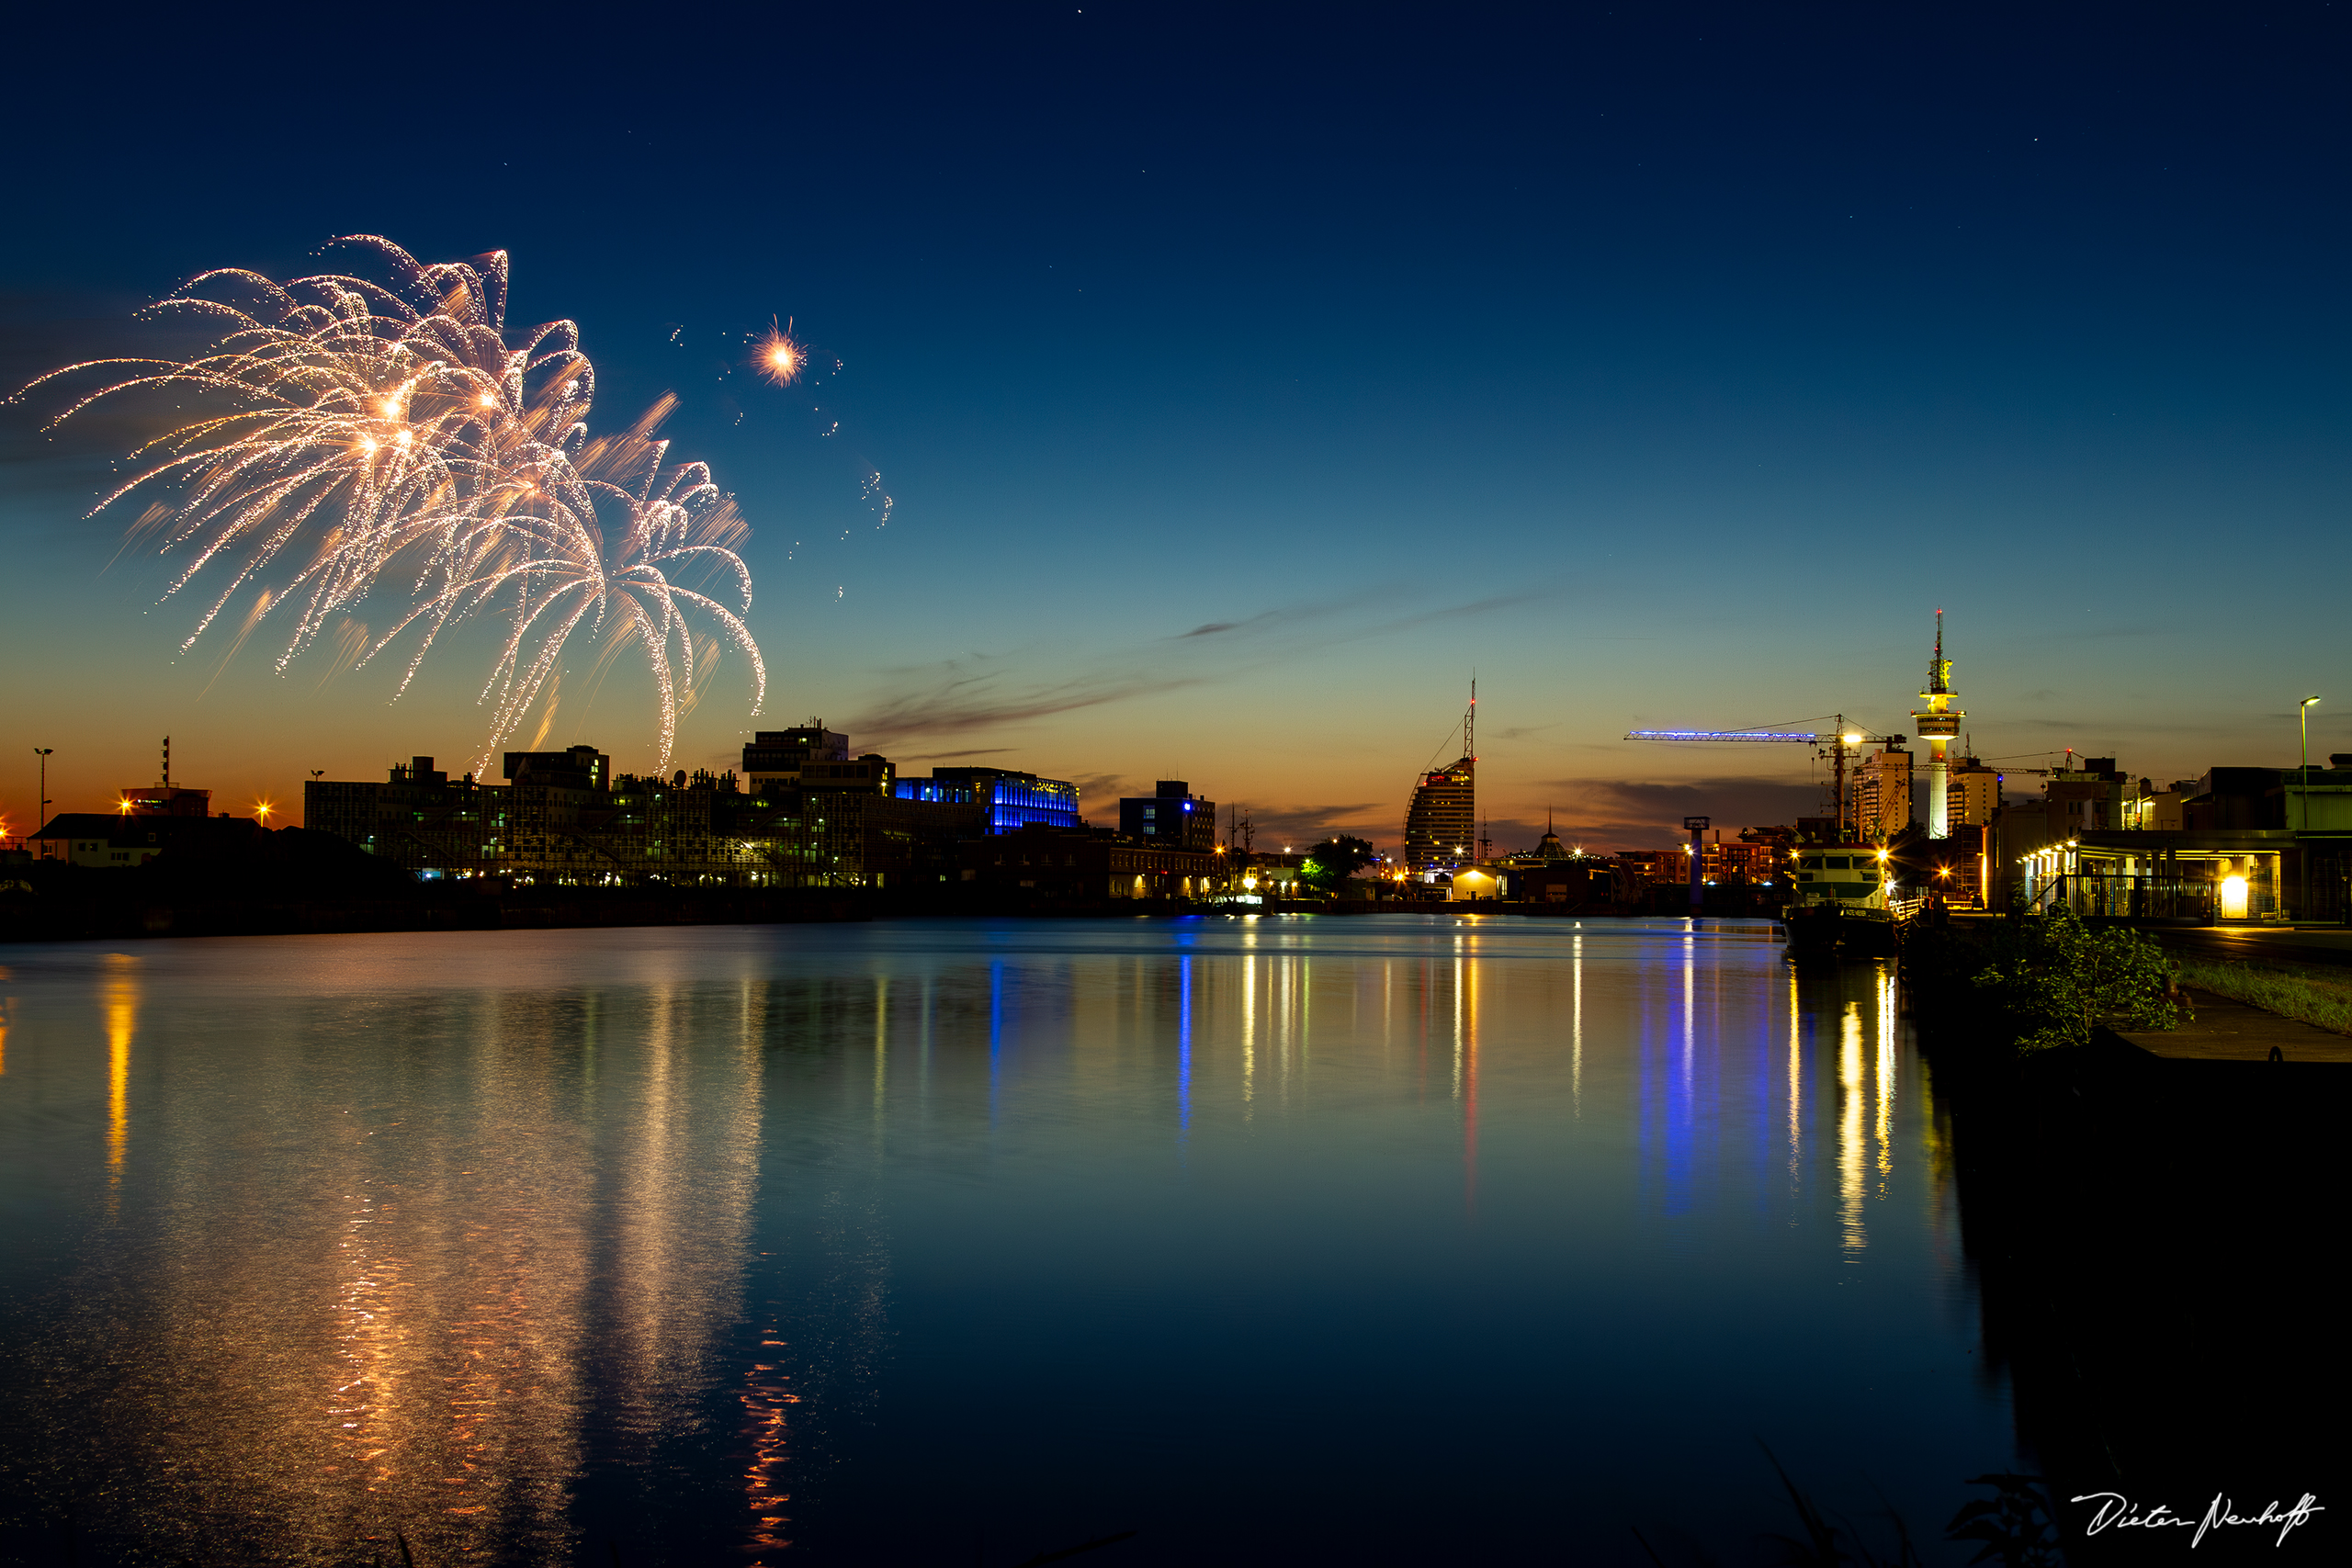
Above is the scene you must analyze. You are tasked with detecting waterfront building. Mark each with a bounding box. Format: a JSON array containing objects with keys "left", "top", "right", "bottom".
[
  {"left": 1499, "top": 815, "right": 1576, "bottom": 867},
  {"left": 957, "top": 823, "right": 1224, "bottom": 899},
  {"left": 1998, "top": 756, "right": 2352, "bottom": 921},
  {"left": 920, "top": 766, "right": 1081, "bottom": 833},
  {"left": 1118, "top": 781, "right": 1216, "bottom": 852},
  {"left": 1500, "top": 858, "right": 1617, "bottom": 907},
  {"left": 2043, "top": 757, "right": 2128, "bottom": 834},
  {"left": 35, "top": 739, "right": 260, "bottom": 864},
  {"left": 741, "top": 725, "right": 850, "bottom": 791},
  {"left": 1850, "top": 745, "right": 1913, "bottom": 838},
  {"left": 1403, "top": 757, "right": 1474, "bottom": 869},
  {"left": 305, "top": 757, "right": 511, "bottom": 877},
  {"left": 28, "top": 811, "right": 257, "bottom": 867},
  {"left": 307, "top": 738, "right": 978, "bottom": 887}
]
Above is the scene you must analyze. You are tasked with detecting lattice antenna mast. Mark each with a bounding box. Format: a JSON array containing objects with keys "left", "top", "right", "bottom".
[{"left": 1465, "top": 677, "right": 1476, "bottom": 761}]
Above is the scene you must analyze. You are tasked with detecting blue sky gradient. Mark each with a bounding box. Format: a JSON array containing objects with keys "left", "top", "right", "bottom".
[{"left": 4, "top": 3, "right": 2346, "bottom": 849}]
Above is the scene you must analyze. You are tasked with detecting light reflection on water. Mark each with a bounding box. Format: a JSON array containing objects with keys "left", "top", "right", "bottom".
[{"left": 0, "top": 917, "right": 2006, "bottom": 1565}]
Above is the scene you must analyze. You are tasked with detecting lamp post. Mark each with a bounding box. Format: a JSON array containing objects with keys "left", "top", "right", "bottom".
[
  {"left": 32, "top": 749, "right": 53, "bottom": 844},
  {"left": 2299, "top": 696, "right": 2320, "bottom": 921}
]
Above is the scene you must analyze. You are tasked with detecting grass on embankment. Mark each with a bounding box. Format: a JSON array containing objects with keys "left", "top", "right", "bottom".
[{"left": 2173, "top": 958, "right": 2352, "bottom": 1035}]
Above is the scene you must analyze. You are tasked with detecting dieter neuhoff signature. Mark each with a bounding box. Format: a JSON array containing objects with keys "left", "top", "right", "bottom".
[{"left": 2075, "top": 1492, "right": 2324, "bottom": 1548}]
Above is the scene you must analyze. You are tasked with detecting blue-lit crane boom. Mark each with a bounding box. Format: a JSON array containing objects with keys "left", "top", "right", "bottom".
[
  {"left": 1624, "top": 716, "right": 1905, "bottom": 840},
  {"left": 1624, "top": 730, "right": 1819, "bottom": 742}
]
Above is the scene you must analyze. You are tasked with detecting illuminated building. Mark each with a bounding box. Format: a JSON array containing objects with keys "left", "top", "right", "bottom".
[
  {"left": 957, "top": 823, "right": 1224, "bottom": 899},
  {"left": 30, "top": 737, "right": 257, "bottom": 864},
  {"left": 1403, "top": 688, "right": 1477, "bottom": 872},
  {"left": 1849, "top": 745, "right": 1913, "bottom": 838},
  {"left": 1910, "top": 614, "right": 1964, "bottom": 840},
  {"left": 1946, "top": 753, "right": 2001, "bottom": 827},
  {"left": 1119, "top": 781, "right": 1216, "bottom": 852},
  {"left": 1403, "top": 758, "right": 1474, "bottom": 870},
  {"left": 923, "top": 767, "right": 1081, "bottom": 832},
  {"left": 305, "top": 740, "right": 978, "bottom": 886},
  {"left": 305, "top": 755, "right": 515, "bottom": 876}
]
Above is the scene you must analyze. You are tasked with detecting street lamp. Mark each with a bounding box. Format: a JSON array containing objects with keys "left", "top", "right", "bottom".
[{"left": 2299, "top": 695, "right": 2320, "bottom": 920}]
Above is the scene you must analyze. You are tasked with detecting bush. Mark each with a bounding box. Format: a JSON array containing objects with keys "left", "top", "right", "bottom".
[{"left": 1970, "top": 910, "right": 2178, "bottom": 1053}]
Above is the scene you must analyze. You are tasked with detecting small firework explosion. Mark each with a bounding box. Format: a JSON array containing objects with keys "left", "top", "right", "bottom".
[{"left": 754, "top": 319, "right": 805, "bottom": 385}]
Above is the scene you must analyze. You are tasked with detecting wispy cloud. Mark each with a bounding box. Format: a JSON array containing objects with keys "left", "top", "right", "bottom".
[
  {"left": 849, "top": 659, "right": 1213, "bottom": 750},
  {"left": 848, "top": 584, "right": 1562, "bottom": 753}
]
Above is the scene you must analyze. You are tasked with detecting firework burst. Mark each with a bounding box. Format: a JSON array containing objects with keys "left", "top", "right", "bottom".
[
  {"left": 754, "top": 318, "right": 805, "bottom": 386},
  {"left": 10, "top": 236, "right": 765, "bottom": 773}
]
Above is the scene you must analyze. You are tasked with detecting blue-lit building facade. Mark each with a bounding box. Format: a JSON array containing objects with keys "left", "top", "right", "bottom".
[{"left": 895, "top": 766, "right": 1080, "bottom": 834}]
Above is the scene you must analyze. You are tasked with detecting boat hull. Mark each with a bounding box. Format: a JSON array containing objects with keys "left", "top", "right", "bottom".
[{"left": 1781, "top": 901, "right": 1896, "bottom": 960}]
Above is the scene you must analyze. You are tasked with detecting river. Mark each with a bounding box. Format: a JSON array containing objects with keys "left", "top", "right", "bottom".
[{"left": 0, "top": 915, "right": 2011, "bottom": 1564}]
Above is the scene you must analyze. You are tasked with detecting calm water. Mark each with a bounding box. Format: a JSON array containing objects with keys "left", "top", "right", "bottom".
[{"left": 0, "top": 916, "right": 2010, "bottom": 1565}]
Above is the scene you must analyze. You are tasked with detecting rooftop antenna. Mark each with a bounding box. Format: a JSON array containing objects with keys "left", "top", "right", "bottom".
[
  {"left": 162, "top": 736, "right": 170, "bottom": 787},
  {"left": 1465, "top": 675, "right": 1476, "bottom": 761}
]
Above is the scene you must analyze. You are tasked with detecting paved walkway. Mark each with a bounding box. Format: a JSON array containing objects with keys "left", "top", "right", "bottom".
[
  {"left": 2114, "top": 985, "right": 2352, "bottom": 1063},
  {"left": 2154, "top": 924, "right": 2352, "bottom": 969}
]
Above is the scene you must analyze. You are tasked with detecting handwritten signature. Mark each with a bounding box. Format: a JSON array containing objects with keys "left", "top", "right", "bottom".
[{"left": 2075, "top": 1492, "right": 2324, "bottom": 1548}]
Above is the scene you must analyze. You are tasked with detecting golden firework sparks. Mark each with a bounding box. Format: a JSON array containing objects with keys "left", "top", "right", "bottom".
[
  {"left": 754, "top": 319, "right": 804, "bottom": 386},
  {"left": 9, "top": 237, "right": 767, "bottom": 773}
]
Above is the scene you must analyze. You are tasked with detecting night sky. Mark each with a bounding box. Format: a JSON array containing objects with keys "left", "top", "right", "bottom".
[{"left": 4, "top": 3, "right": 2346, "bottom": 851}]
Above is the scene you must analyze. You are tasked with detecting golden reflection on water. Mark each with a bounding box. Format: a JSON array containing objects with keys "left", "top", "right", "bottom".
[
  {"left": 8, "top": 923, "right": 1952, "bottom": 1560},
  {"left": 1838, "top": 1004, "right": 1866, "bottom": 1254},
  {"left": 1241, "top": 950, "right": 1256, "bottom": 1109},
  {"left": 1829, "top": 965, "right": 1904, "bottom": 1257},
  {"left": 103, "top": 953, "right": 138, "bottom": 1203}
]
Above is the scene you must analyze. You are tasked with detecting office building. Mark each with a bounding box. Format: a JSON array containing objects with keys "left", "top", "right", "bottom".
[
  {"left": 957, "top": 823, "right": 1225, "bottom": 899},
  {"left": 1850, "top": 745, "right": 1913, "bottom": 838},
  {"left": 921, "top": 767, "right": 1081, "bottom": 833},
  {"left": 1118, "top": 780, "right": 1216, "bottom": 852},
  {"left": 741, "top": 726, "right": 850, "bottom": 791},
  {"left": 1947, "top": 753, "right": 2001, "bottom": 827}
]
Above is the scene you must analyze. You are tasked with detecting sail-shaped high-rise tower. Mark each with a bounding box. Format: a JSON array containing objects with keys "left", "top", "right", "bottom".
[{"left": 1403, "top": 686, "right": 1476, "bottom": 870}]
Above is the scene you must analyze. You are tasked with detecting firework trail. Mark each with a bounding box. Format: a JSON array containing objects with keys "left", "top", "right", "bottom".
[{"left": 9, "top": 235, "right": 765, "bottom": 773}]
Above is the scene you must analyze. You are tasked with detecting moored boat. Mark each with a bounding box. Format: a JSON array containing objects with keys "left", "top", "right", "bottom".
[{"left": 1781, "top": 843, "right": 1897, "bottom": 959}]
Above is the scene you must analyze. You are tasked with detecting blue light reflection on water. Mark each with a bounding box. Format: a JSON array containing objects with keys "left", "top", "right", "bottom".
[{"left": 0, "top": 916, "right": 2007, "bottom": 1565}]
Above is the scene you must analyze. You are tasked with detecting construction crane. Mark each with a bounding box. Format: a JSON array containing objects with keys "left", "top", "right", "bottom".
[{"left": 1625, "top": 716, "right": 1907, "bottom": 840}]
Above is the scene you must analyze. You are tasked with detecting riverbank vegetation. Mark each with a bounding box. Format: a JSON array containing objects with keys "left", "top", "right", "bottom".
[
  {"left": 1903, "top": 910, "right": 2177, "bottom": 1059},
  {"left": 2173, "top": 956, "right": 2352, "bottom": 1034}
]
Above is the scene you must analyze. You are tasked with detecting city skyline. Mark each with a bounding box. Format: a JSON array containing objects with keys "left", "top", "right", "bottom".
[{"left": 5, "top": 6, "right": 2346, "bottom": 852}]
